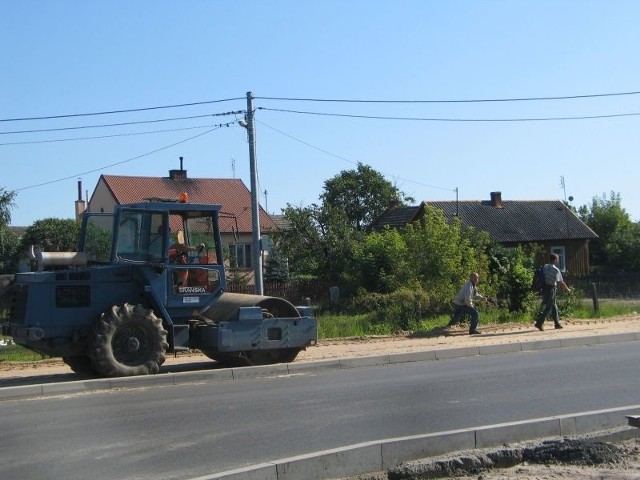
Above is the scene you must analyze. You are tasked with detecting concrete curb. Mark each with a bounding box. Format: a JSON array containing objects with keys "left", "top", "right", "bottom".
[
  {"left": 195, "top": 405, "right": 640, "bottom": 480},
  {"left": 1, "top": 331, "right": 640, "bottom": 401}
]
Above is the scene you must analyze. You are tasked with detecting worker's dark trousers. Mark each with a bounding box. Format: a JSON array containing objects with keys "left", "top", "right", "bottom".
[
  {"left": 449, "top": 304, "right": 479, "bottom": 332},
  {"left": 536, "top": 285, "right": 560, "bottom": 326}
]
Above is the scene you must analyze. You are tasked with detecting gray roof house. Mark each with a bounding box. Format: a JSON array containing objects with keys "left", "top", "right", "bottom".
[{"left": 370, "top": 192, "right": 598, "bottom": 276}]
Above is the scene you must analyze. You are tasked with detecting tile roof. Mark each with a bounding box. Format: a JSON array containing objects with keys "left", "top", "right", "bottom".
[
  {"left": 97, "top": 174, "right": 276, "bottom": 234},
  {"left": 371, "top": 199, "right": 598, "bottom": 243},
  {"left": 270, "top": 214, "right": 291, "bottom": 230},
  {"left": 425, "top": 200, "right": 597, "bottom": 242}
]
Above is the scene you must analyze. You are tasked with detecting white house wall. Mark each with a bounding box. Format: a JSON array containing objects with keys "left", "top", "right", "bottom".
[{"left": 88, "top": 179, "right": 116, "bottom": 214}]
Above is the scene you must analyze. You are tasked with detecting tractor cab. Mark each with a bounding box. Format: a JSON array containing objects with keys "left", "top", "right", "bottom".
[{"left": 79, "top": 196, "right": 227, "bottom": 319}]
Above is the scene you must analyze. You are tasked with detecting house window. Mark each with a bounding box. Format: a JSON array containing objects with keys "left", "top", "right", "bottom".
[
  {"left": 551, "top": 246, "right": 566, "bottom": 272},
  {"left": 230, "top": 243, "right": 252, "bottom": 269}
]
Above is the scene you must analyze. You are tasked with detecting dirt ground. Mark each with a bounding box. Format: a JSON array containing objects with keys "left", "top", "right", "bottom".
[{"left": 1, "top": 314, "right": 640, "bottom": 478}]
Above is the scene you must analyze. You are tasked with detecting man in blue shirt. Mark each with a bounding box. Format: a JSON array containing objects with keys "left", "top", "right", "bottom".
[{"left": 535, "top": 254, "right": 572, "bottom": 331}]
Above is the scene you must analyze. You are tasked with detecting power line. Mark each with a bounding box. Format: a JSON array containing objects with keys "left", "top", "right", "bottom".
[
  {"left": 0, "top": 111, "right": 245, "bottom": 135},
  {"left": 3, "top": 89, "right": 640, "bottom": 123},
  {"left": 256, "top": 91, "right": 640, "bottom": 103},
  {"left": 257, "top": 120, "right": 454, "bottom": 193},
  {"left": 14, "top": 126, "right": 224, "bottom": 192},
  {"left": 258, "top": 107, "right": 640, "bottom": 122},
  {"left": 0, "top": 97, "right": 246, "bottom": 123},
  {"left": 0, "top": 122, "right": 237, "bottom": 146}
]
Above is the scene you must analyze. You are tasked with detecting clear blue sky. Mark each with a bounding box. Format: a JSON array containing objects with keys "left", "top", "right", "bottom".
[{"left": 2, "top": 1, "right": 639, "bottom": 226}]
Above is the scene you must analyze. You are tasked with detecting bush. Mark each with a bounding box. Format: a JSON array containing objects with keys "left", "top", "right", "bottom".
[
  {"left": 489, "top": 245, "right": 540, "bottom": 313},
  {"left": 529, "top": 289, "right": 581, "bottom": 321},
  {"left": 347, "top": 286, "right": 431, "bottom": 332}
]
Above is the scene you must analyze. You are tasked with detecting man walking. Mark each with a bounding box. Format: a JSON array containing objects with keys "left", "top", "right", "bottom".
[
  {"left": 448, "top": 272, "right": 487, "bottom": 335},
  {"left": 535, "top": 254, "right": 571, "bottom": 331}
]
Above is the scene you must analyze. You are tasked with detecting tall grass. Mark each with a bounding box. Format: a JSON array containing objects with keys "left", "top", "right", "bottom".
[
  {"left": 317, "top": 300, "right": 640, "bottom": 338},
  {"left": 317, "top": 313, "right": 389, "bottom": 338},
  {"left": 574, "top": 299, "right": 640, "bottom": 319},
  {"left": 0, "top": 342, "right": 48, "bottom": 362}
]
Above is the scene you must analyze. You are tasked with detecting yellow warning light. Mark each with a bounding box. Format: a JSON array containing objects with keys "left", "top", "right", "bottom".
[{"left": 179, "top": 192, "right": 189, "bottom": 203}]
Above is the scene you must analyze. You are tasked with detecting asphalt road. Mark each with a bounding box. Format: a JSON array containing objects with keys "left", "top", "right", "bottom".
[{"left": 0, "top": 342, "right": 638, "bottom": 480}]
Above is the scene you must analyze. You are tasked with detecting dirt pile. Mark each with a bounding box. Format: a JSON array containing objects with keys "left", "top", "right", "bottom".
[
  {"left": 340, "top": 436, "right": 640, "bottom": 480},
  {"left": 392, "top": 438, "right": 635, "bottom": 479}
]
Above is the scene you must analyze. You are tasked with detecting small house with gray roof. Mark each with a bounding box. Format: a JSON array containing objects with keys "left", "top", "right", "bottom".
[{"left": 370, "top": 191, "right": 598, "bottom": 276}]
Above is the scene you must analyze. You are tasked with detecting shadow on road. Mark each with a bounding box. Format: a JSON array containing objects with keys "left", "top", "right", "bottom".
[
  {"left": 0, "top": 359, "right": 224, "bottom": 388},
  {"left": 412, "top": 327, "right": 536, "bottom": 338}
]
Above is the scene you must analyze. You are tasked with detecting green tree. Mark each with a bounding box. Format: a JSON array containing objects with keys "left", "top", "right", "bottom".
[
  {"left": 0, "top": 226, "right": 19, "bottom": 273},
  {"left": 18, "top": 218, "right": 81, "bottom": 257},
  {"left": 83, "top": 220, "right": 113, "bottom": 262},
  {"left": 606, "top": 222, "right": 640, "bottom": 271},
  {"left": 488, "top": 244, "right": 538, "bottom": 313},
  {"left": 402, "top": 205, "right": 492, "bottom": 312},
  {"left": 0, "top": 188, "right": 17, "bottom": 227},
  {"left": 352, "top": 228, "right": 410, "bottom": 293},
  {"left": 273, "top": 204, "right": 325, "bottom": 279},
  {"left": 264, "top": 248, "right": 289, "bottom": 282},
  {"left": 321, "top": 163, "right": 412, "bottom": 231},
  {"left": 274, "top": 202, "right": 362, "bottom": 284},
  {"left": 0, "top": 187, "right": 18, "bottom": 272},
  {"left": 578, "top": 192, "right": 637, "bottom": 270},
  {"left": 275, "top": 164, "right": 412, "bottom": 283}
]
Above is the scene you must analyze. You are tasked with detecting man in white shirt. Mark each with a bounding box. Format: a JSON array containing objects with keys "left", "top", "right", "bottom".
[{"left": 448, "top": 272, "right": 486, "bottom": 335}]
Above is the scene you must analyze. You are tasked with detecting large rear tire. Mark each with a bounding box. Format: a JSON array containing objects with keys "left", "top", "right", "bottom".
[
  {"left": 89, "top": 303, "right": 168, "bottom": 377},
  {"left": 62, "top": 355, "right": 96, "bottom": 375}
]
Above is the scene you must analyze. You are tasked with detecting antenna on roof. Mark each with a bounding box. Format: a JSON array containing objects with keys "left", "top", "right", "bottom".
[
  {"left": 455, "top": 187, "right": 459, "bottom": 216},
  {"left": 560, "top": 176, "right": 567, "bottom": 202}
]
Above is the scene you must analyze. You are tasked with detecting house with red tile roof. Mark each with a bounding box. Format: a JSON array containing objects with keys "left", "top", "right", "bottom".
[{"left": 88, "top": 166, "right": 277, "bottom": 282}]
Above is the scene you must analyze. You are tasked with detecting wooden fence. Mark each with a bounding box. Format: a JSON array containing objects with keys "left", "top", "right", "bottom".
[{"left": 568, "top": 273, "right": 640, "bottom": 299}]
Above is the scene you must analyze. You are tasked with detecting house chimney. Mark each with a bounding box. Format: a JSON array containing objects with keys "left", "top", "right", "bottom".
[
  {"left": 169, "top": 156, "right": 188, "bottom": 180},
  {"left": 490, "top": 191, "right": 503, "bottom": 208},
  {"left": 75, "top": 179, "right": 86, "bottom": 220}
]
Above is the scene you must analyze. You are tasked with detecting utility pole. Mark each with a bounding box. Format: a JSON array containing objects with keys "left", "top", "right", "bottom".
[{"left": 245, "top": 91, "right": 263, "bottom": 295}]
